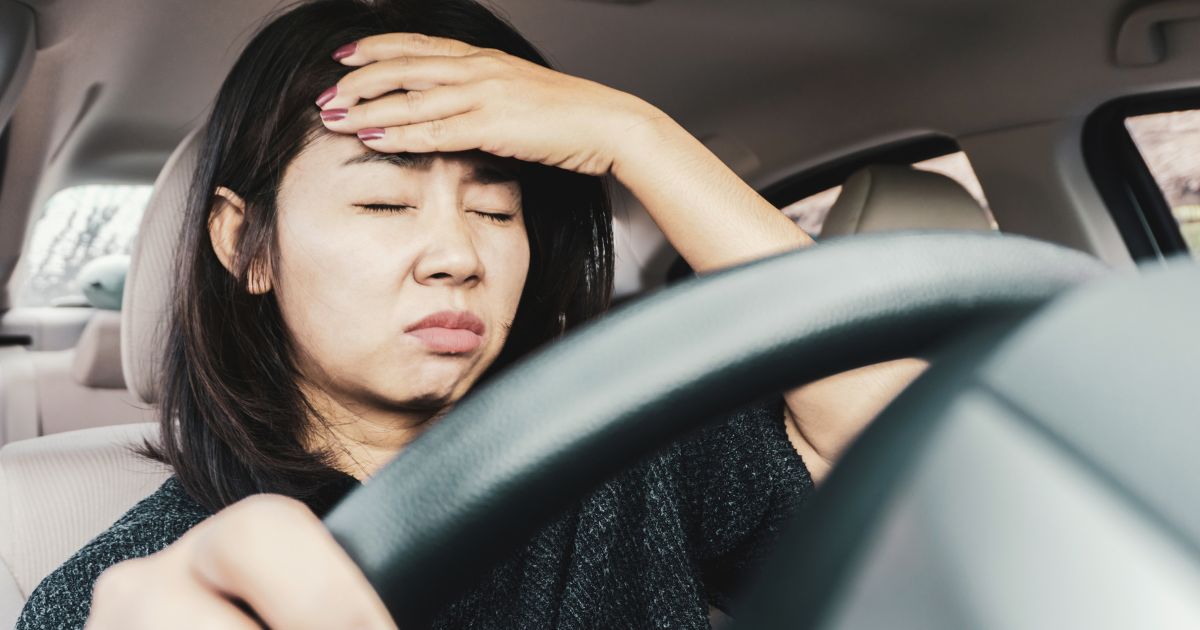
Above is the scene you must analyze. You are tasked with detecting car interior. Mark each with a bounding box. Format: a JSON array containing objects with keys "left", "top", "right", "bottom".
[{"left": 0, "top": 0, "right": 1198, "bottom": 627}]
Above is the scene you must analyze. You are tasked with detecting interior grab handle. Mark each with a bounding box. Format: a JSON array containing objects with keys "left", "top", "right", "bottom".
[{"left": 1115, "top": 0, "right": 1200, "bottom": 66}]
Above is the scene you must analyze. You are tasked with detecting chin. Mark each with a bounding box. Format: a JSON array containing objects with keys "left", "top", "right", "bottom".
[
  {"left": 364, "top": 379, "right": 461, "bottom": 413},
  {"left": 360, "top": 358, "right": 481, "bottom": 412}
]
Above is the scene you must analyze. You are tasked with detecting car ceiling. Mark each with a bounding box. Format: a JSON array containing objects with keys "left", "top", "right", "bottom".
[{"left": 2, "top": 0, "right": 1199, "bottom": 305}]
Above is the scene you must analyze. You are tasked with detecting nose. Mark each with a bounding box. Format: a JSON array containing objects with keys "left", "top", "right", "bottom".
[{"left": 412, "top": 205, "right": 485, "bottom": 287}]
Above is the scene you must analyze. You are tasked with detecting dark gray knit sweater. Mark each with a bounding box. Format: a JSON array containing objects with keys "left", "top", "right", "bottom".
[{"left": 16, "top": 394, "right": 814, "bottom": 629}]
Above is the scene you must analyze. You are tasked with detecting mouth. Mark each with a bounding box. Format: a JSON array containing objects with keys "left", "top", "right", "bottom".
[{"left": 405, "top": 310, "right": 487, "bottom": 354}]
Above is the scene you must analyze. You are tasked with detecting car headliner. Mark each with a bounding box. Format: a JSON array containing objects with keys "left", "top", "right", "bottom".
[{"left": 1, "top": 0, "right": 1198, "bottom": 307}]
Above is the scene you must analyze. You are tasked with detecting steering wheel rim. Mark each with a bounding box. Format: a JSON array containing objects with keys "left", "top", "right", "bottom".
[
  {"left": 323, "top": 231, "right": 1108, "bottom": 627},
  {"left": 734, "top": 255, "right": 1200, "bottom": 630}
]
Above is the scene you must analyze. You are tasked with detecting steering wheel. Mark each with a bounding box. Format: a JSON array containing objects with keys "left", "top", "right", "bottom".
[{"left": 323, "top": 231, "right": 1107, "bottom": 628}]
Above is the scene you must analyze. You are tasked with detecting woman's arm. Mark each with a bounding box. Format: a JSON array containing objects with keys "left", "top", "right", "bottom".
[
  {"left": 81, "top": 493, "right": 397, "bottom": 630},
  {"left": 610, "top": 116, "right": 927, "bottom": 485},
  {"left": 610, "top": 112, "right": 814, "bottom": 272},
  {"left": 319, "top": 33, "right": 924, "bottom": 484},
  {"left": 779, "top": 359, "right": 928, "bottom": 484}
]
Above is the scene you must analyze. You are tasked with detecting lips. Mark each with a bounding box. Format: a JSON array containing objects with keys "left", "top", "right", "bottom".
[{"left": 405, "top": 310, "right": 486, "bottom": 354}]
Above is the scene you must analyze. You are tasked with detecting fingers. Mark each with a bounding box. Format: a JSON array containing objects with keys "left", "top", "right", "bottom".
[
  {"left": 318, "top": 33, "right": 514, "bottom": 156},
  {"left": 353, "top": 112, "right": 491, "bottom": 154},
  {"left": 87, "top": 558, "right": 265, "bottom": 630},
  {"left": 319, "top": 56, "right": 490, "bottom": 110},
  {"left": 320, "top": 84, "right": 485, "bottom": 137},
  {"left": 84, "top": 494, "right": 399, "bottom": 630},
  {"left": 187, "top": 494, "right": 398, "bottom": 630},
  {"left": 335, "top": 32, "right": 486, "bottom": 65}
]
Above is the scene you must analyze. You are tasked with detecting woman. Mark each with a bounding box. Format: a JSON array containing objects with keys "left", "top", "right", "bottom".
[{"left": 17, "top": 0, "right": 924, "bottom": 628}]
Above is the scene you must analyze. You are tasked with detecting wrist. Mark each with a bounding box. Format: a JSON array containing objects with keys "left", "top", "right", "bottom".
[{"left": 607, "top": 98, "right": 680, "bottom": 181}]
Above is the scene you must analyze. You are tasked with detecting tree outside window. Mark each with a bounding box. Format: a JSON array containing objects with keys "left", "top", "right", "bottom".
[{"left": 14, "top": 185, "right": 152, "bottom": 307}]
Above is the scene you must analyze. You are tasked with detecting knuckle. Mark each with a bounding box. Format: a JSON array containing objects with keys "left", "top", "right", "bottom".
[
  {"left": 403, "top": 88, "right": 425, "bottom": 112},
  {"left": 237, "top": 493, "right": 311, "bottom": 520},
  {"left": 349, "top": 100, "right": 374, "bottom": 121},
  {"left": 410, "top": 32, "right": 435, "bottom": 48},
  {"left": 374, "top": 57, "right": 411, "bottom": 83},
  {"left": 205, "top": 494, "right": 316, "bottom": 561},
  {"left": 472, "top": 52, "right": 503, "bottom": 70},
  {"left": 426, "top": 118, "right": 448, "bottom": 141},
  {"left": 479, "top": 77, "right": 506, "bottom": 97},
  {"left": 93, "top": 559, "right": 151, "bottom": 600},
  {"left": 227, "top": 493, "right": 313, "bottom": 537}
]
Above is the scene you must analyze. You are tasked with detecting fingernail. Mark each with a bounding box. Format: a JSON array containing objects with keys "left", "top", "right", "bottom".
[
  {"left": 320, "top": 108, "right": 348, "bottom": 122},
  {"left": 357, "top": 128, "right": 386, "bottom": 141},
  {"left": 315, "top": 85, "right": 337, "bottom": 108},
  {"left": 332, "top": 42, "right": 358, "bottom": 61}
]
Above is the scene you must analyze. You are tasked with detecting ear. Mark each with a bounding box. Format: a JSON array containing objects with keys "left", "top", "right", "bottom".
[{"left": 208, "top": 186, "right": 273, "bottom": 295}]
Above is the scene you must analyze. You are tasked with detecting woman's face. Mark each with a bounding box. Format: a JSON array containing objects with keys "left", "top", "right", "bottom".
[{"left": 267, "top": 133, "right": 529, "bottom": 418}]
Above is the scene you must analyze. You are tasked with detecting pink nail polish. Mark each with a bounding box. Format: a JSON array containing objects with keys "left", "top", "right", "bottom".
[
  {"left": 315, "top": 85, "right": 337, "bottom": 108},
  {"left": 357, "top": 128, "right": 386, "bottom": 141},
  {"left": 332, "top": 42, "right": 358, "bottom": 61},
  {"left": 320, "top": 108, "right": 348, "bottom": 122}
]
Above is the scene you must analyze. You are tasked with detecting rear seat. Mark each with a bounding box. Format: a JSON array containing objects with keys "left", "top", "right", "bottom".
[
  {"left": 0, "top": 260, "right": 154, "bottom": 446},
  {"left": 28, "top": 310, "right": 153, "bottom": 437},
  {"left": 0, "top": 127, "right": 202, "bottom": 624}
]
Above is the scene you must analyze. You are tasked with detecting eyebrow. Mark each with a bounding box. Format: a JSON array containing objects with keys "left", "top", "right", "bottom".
[{"left": 341, "top": 151, "right": 520, "bottom": 185}]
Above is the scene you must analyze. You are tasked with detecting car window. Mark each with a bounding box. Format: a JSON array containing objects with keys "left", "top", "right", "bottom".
[
  {"left": 14, "top": 184, "right": 153, "bottom": 307},
  {"left": 779, "top": 151, "right": 994, "bottom": 237},
  {"left": 1124, "top": 109, "right": 1200, "bottom": 257}
]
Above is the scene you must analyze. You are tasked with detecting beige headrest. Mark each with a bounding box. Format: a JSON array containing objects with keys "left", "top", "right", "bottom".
[
  {"left": 120, "top": 127, "right": 203, "bottom": 404},
  {"left": 71, "top": 310, "right": 125, "bottom": 389},
  {"left": 821, "top": 164, "right": 993, "bottom": 237}
]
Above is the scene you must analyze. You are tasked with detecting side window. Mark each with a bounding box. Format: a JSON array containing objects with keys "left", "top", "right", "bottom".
[
  {"left": 14, "top": 185, "right": 153, "bottom": 307},
  {"left": 779, "top": 151, "right": 994, "bottom": 237},
  {"left": 1124, "top": 109, "right": 1200, "bottom": 256}
]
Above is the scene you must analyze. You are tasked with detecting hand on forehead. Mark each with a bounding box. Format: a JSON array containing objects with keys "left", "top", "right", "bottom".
[{"left": 312, "top": 31, "right": 657, "bottom": 177}]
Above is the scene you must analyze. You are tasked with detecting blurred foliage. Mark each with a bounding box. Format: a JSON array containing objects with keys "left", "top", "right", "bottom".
[{"left": 15, "top": 185, "right": 152, "bottom": 307}]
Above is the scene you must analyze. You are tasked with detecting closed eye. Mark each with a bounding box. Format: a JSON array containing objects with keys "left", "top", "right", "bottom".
[
  {"left": 356, "top": 203, "right": 515, "bottom": 224},
  {"left": 472, "top": 210, "right": 515, "bottom": 224},
  {"left": 357, "top": 203, "right": 414, "bottom": 214}
]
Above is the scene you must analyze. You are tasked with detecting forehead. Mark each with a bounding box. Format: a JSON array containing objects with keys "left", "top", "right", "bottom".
[{"left": 299, "top": 133, "right": 521, "bottom": 184}]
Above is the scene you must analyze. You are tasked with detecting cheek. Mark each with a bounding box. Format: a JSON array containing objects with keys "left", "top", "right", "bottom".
[
  {"left": 272, "top": 212, "right": 413, "bottom": 366},
  {"left": 486, "top": 230, "right": 531, "bottom": 313}
]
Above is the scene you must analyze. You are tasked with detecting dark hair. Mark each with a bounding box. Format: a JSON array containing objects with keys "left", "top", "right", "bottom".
[{"left": 141, "top": 0, "right": 614, "bottom": 512}]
